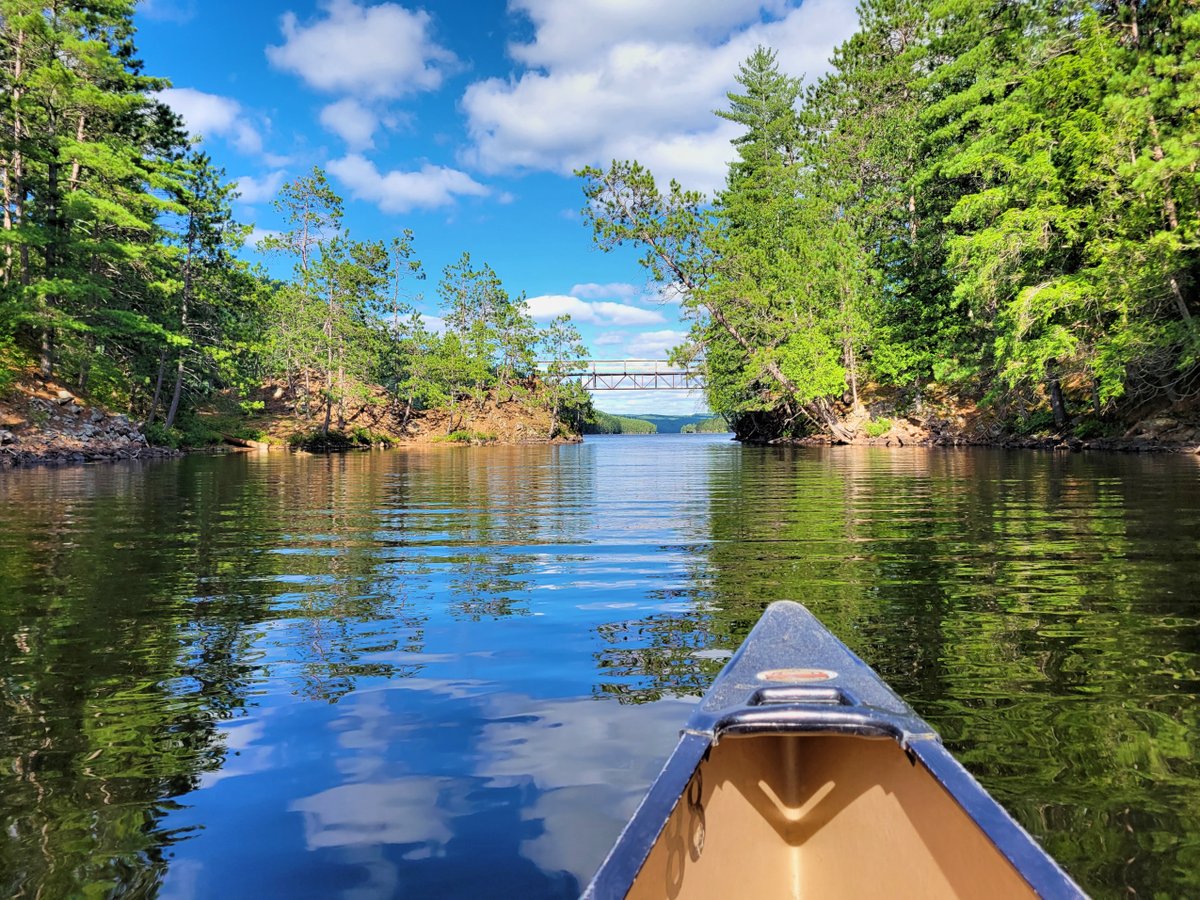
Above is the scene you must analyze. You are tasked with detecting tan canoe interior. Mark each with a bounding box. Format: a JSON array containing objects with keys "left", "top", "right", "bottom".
[{"left": 627, "top": 734, "right": 1036, "bottom": 900}]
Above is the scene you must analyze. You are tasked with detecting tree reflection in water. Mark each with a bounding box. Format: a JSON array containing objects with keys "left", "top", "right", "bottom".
[{"left": 0, "top": 440, "right": 1197, "bottom": 896}]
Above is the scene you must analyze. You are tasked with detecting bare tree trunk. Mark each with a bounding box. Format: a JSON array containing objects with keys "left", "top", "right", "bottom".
[
  {"left": 7, "top": 29, "right": 30, "bottom": 288},
  {"left": 337, "top": 337, "right": 345, "bottom": 429},
  {"left": 1147, "top": 112, "right": 1192, "bottom": 323},
  {"left": 164, "top": 356, "right": 185, "bottom": 430},
  {"left": 39, "top": 331, "right": 53, "bottom": 380},
  {"left": 1047, "top": 363, "right": 1069, "bottom": 429},
  {"left": 68, "top": 113, "right": 85, "bottom": 192},
  {"left": 844, "top": 338, "right": 859, "bottom": 409},
  {"left": 144, "top": 348, "right": 168, "bottom": 427},
  {"left": 40, "top": 96, "right": 62, "bottom": 379},
  {"left": 1, "top": 159, "right": 10, "bottom": 285},
  {"left": 323, "top": 326, "right": 333, "bottom": 436},
  {"left": 164, "top": 241, "right": 194, "bottom": 431}
]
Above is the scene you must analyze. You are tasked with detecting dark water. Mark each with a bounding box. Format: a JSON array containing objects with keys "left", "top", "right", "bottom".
[{"left": 1, "top": 435, "right": 1198, "bottom": 898}]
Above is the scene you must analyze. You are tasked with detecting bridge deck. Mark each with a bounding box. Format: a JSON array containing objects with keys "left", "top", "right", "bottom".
[{"left": 535, "top": 359, "right": 703, "bottom": 391}]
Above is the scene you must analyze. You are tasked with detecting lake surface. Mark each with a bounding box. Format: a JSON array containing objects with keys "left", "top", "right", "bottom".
[{"left": 1, "top": 434, "right": 1198, "bottom": 898}]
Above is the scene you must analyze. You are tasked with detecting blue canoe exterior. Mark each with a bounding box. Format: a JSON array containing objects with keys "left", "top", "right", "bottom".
[{"left": 584, "top": 601, "right": 1085, "bottom": 900}]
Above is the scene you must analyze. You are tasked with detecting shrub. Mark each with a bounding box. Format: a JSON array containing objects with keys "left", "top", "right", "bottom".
[
  {"left": 1072, "top": 418, "right": 1108, "bottom": 439},
  {"left": 434, "top": 429, "right": 497, "bottom": 444},
  {"left": 1015, "top": 409, "right": 1056, "bottom": 435},
  {"left": 864, "top": 417, "right": 892, "bottom": 438},
  {"left": 143, "top": 422, "right": 182, "bottom": 448}
]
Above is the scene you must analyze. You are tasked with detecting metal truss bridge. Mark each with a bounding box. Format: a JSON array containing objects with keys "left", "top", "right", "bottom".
[{"left": 536, "top": 359, "right": 703, "bottom": 391}]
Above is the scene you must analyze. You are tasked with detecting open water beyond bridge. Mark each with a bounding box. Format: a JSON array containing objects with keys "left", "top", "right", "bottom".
[{"left": 537, "top": 359, "right": 703, "bottom": 391}]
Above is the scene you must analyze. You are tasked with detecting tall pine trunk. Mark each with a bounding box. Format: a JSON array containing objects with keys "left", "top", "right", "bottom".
[
  {"left": 5, "top": 29, "right": 30, "bottom": 289},
  {"left": 322, "top": 314, "right": 333, "bottom": 436},
  {"left": 337, "top": 337, "right": 345, "bottom": 429},
  {"left": 144, "top": 349, "right": 168, "bottom": 427},
  {"left": 164, "top": 236, "right": 195, "bottom": 431}
]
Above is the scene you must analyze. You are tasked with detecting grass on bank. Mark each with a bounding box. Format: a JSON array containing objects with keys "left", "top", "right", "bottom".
[{"left": 432, "top": 429, "right": 498, "bottom": 445}]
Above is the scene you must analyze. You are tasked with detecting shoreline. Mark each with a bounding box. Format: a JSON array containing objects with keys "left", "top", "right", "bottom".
[{"left": 5, "top": 428, "right": 1197, "bottom": 471}]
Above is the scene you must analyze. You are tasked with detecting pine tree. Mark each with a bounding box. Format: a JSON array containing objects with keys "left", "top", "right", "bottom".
[{"left": 0, "top": 1, "right": 184, "bottom": 382}]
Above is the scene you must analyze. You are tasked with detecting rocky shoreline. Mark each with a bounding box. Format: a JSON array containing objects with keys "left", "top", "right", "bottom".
[
  {"left": 3, "top": 377, "right": 1197, "bottom": 470},
  {"left": 1, "top": 386, "right": 180, "bottom": 468},
  {"left": 773, "top": 406, "right": 1200, "bottom": 454}
]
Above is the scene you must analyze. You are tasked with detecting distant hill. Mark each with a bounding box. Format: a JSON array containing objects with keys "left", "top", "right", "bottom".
[
  {"left": 582, "top": 410, "right": 656, "bottom": 434},
  {"left": 682, "top": 415, "right": 732, "bottom": 433},
  {"left": 634, "top": 414, "right": 720, "bottom": 433},
  {"left": 584, "top": 412, "right": 718, "bottom": 434}
]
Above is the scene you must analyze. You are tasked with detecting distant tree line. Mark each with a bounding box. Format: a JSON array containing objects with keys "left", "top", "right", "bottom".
[
  {"left": 581, "top": 1, "right": 1199, "bottom": 442},
  {"left": 0, "top": 1, "right": 588, "bottom": 443},
  {"left": 583, "top": 410, "right": 657, "bottom": 434},
  {"left": 681, "top": 416, "right": 730, "bottom": 434}
]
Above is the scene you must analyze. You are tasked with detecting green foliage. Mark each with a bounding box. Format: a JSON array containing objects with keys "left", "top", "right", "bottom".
[
  {"left": 864, "top": 417, "right": 892, "bottom": 438},
  {"left": 0, "top": 337, "right": 29, "bottom": 397},
  {"left": 287, "top": 427, "right": 391, "bottom": 451},
  {"left": 681, "top": 416, "right": 730, "bottom": 433},
  {"left": 583, "top": 411, "right": 657, "bottom": 434},
  {"left": 1014, "top": 409, "right": 1057, "bottom": 437},
  {"left": 1072, "top": 418, "right": 1109, "bottom": 440},
  {"left": 577, "top": 4, "right": 1200, "bottom": 441},
  {"left": 434, "top": 429, "right": 497, "bottom": 445},
  {"left": 141, "top": 422, "right": 180, "bottom": 448}
]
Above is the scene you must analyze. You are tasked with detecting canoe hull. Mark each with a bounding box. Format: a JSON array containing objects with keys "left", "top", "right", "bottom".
[
  {"left": 583, "top": 602, "right": 1084, "bottom": 899},
  {"left": 627, "top": 734, "right": 1035, "bottom": 900}
]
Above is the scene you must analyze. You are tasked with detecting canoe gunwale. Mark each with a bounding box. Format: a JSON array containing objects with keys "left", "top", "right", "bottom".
[{"left": 581, "top": 601, "right": 1086, "bottom": 900}]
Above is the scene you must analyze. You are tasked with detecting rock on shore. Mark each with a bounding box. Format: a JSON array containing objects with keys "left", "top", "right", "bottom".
[{"left": 0, "top": 379, "right": 178, "bottom": 468}]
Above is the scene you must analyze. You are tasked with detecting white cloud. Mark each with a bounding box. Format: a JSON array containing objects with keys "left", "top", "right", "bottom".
[
  {"left": 156, "top": 87, "right": 263, "bottom": 155},
  {"left": 593, "top": 331, "right": 626, "bottom": 347},
  {"left": 524, "top": 295, "right": 664, "bottom": 326},
  {"left": 627, "top": 329, "right": 688, "bottom": 358},
  {"left": 592, "top": 301, "right": 665, "bottom": 326},
  {"left": 291, "top": 779, "right": 452, "bottom": 850},
  {"left": 418, "top": 313, "right": 446, "bottom": 334},
  {"left": 327, "top": 154, "right": 489, "bottom": 213},
  {"left": 461, "top": 0, "right": 859, "bottom": 193},
  {"left": 508, "top": 0, "right": 784, "bottom": 68},
  {"left": 235, "top": 170, "right": 286, "bottom": 204},
  {"left": 571, "top": 282, "right": 639, "bottom": 301},
  {"left": 524, "top": 295, "right": 596, "bottom": 321},
  {"left": 319, "top": 98, "right": 378, "bottom": 150},
  {"left": 247, "top": 227, "right": 282, "bottom": 248},
  {"left": 266, "top": 0, "right": 456, "bottom": 99}
]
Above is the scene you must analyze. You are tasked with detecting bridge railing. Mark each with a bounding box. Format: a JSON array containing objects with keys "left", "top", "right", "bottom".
[
  {"left": 533, "top": 359, "right": 704, "bottom": 391},
  {"left": 533, "top": 359, "right": 695, "bottom": 375}
]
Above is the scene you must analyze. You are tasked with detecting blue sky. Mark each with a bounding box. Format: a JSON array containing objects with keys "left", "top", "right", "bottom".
[{"left": 138, "top": 0, "right": 859, "bottom": 414}]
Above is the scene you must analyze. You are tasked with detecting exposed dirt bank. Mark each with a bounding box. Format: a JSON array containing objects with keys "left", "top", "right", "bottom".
[
  {"left": 1, "top": 374, "right": 578, "bottom": 469},
  {"left": 238, "top": 378, "right": 578, "bottom": 449},
  {"left": 0, "top": 375, "right": 180, "bottom": 468}
]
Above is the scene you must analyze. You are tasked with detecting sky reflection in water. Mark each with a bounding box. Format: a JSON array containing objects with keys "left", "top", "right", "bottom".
[{"left": 1, "top": 436, "right": 1198, "bottom": 897}]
